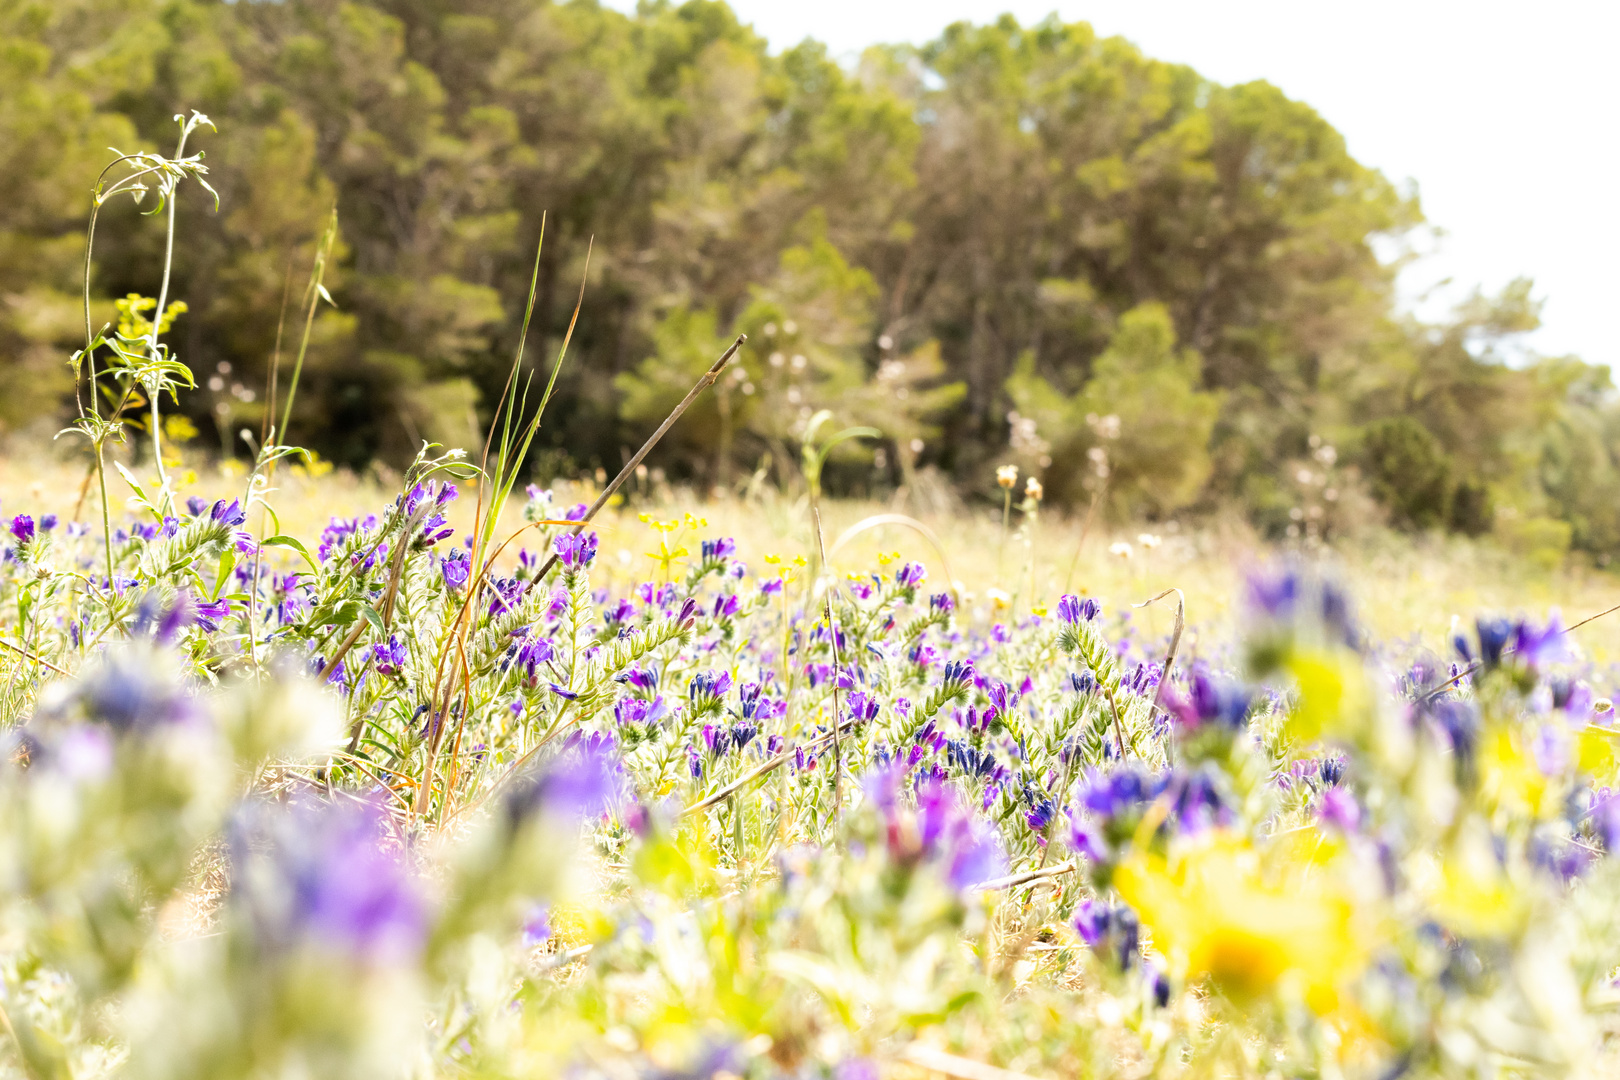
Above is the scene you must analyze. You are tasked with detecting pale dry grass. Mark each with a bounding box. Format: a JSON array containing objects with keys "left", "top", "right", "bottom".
[{"left": 5, "top": 447, "right": 1620, "bottom": 678}]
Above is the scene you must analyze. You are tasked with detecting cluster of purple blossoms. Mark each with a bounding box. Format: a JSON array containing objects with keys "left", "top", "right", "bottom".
[
  {"left": 688, "top": 669, "right": 733, "bottom": 715},
  {"left": 554, "top": 530, "right": 599, "bottom": 569},
  {"left": 440, "top": 548, "right": 472, "bottom": 591},
  {"left": 1069, "top": 764, "right": 1232, "bottom": 866},
  {"left": 370, "top": 635, "right": 408, "bottom": 677},
  {"left": 1057, "top": 594, "right": 1102, "bottom": 624},
  {"left": 1456, "top": 613, "right": 1571, "bottom": 672},
  {"left": 894, "top": 562, "right": 927, "bottom": 590},
  {"left": 505, "top": 732, "right": 624, "bottom": 826},
  {"left": 1160, "top": 666, "right": 1253, "bottom": 731},
  {"left": 700, "top": 537, "right": 736, "bottom": 563}
]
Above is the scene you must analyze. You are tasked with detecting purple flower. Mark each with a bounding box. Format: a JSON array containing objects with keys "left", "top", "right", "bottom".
[
  {"left": 1318, "top": 787, "right": 1361, "bottom": 832},
  {"left": 441, "top": 548, "right": 471, "bottom": 591},
  {"left": 1247, "top": 568, "right": 1301, "bottom": 618},
  {"left": 210, "top": 498, "right": 247, "bottom": 527},
  {"left": 232, "top": 798, "right": 426, "bottom": 963},
  {"left": 506, "top": 735, "right": 624, "bottom": 824},
  {"left": 522, "top": 904, "right": 552, "bottom": 947},
  {"left": 614, "top": 698, "right": 653, "bottom": 727},
  {"left": 371, "top": 635, "right": 408, "bottom": 676},
  {"left": 689, "top": 669, "right": 732, "bottom": 711},
  {"left": 554, "top": 530, "right": 599, "bottom": 568},
  {"left": 1073, "top": 899, "right": 1140, "bottom": 971},
  {"left": 930, "top": 592, "right": 955, "bottom": 614},
  {"left": 194, "top": 597, "right": 233, "bottom": 633},
  {"left": 512, "top": 634, "right": 555, "bottom": 682},
  {"left": 1513, "top": 614, "right": 1570, "bottom": 670},
  {"left": 419, "top": 511, "right": 454, "bottom": 546},
  {"left": 871, "top": 770, "right": 1005, "bottom": 890},
  {"left": 488, "top": 576, "right": 523, "bottom": 616},
  {"left": 895, "top": 561, "right": 927, "bottom": 589},
  {"left": 38, "top": 513, "right": 57, "bottom": 532},
  {"left": 846, "top": 690, "right": 881, "bottom": 724},
  {"left": 616, "top": 665, "right": 658, "bottom": 692},
  {"left": 186, "top": 496, "right": 208, "bottom": 516},
  {"left": 44, "top": 648, "right": 197, "bottom": 733},
  {"left": 985, "top": 679, "right": 1018, "bottom": 721},
  {"left": 701, "top": 537, "right": 737, "bottom": 561},
  {"left": 8, "top": 515, "right": 34, "bottom": 544},
  {"left": 919, "top": 780, "right": 1006, "bottom": 889},
  {"left": 1057, "top": 594, "right": 1101, "bottom": 624}
]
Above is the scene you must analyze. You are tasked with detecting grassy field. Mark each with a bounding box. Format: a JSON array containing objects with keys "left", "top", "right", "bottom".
[{"left": 7, "top": 447, "right": 1618, "bottom": 675}]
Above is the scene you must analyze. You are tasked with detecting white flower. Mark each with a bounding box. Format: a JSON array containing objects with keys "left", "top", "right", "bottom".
[
  {"left": 996, "top": 464, "right": 1018, "bottom": 489},
  {"left": 1109, "top": 542, "right": 1133, "bottom": 560},
  {"left": 1137, "top": 533, "right": 1160, "bottom": 549}
]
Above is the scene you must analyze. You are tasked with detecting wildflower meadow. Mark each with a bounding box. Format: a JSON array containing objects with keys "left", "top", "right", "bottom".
[{"left": 4, "top": 100, "right": 1620, "bottom": 1080}]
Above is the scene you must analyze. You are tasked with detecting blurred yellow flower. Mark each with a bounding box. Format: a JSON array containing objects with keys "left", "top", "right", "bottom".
[
  {"left": 1285, "top": 648, "right": 1371, "bottom": 746},
  {"left": 1413, "top": 823, "right": 1529, "bottom": 938},
  {"left": 1115, "top": 833, "right": 1367, "bottom": 1014}
]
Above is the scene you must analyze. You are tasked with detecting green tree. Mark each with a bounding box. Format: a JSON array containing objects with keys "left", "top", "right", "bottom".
[{"left": 1006, "top": 302, "right": 1219, "bottom": 517}]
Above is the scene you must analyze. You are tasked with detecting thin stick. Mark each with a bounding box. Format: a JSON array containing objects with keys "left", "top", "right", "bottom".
[
  {"left": 1136, "top": 588, "right": 1186, "bottom": 717},
  {"left": 974, "top": 859, "right": 1077, "bottom": 892},
  {"left": 902, "top": 1045, "right": 1043, "bottom": 1080},
  {"left": 680, "top": 710, "right": 866, "bottom": 818},
  {"left": 523, "top": 335, "right": 745, "bottom": 590},
  {"left": 0, "top": 638, "right": 68, "bottom": 677}
]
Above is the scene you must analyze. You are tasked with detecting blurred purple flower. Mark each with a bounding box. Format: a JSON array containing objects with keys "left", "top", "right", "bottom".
[{"left": 232, "top": 798, "right": 426, "bottom": 964}]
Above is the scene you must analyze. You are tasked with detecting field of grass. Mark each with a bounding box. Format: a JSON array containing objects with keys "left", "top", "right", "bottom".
[{"left": 8, "top": 446, "right": 1619, "bottom": 671}]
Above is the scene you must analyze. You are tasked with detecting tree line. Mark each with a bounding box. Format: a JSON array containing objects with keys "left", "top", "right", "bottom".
[{"left": 2, "top": 0, "right": 1617, "bottom": 559}]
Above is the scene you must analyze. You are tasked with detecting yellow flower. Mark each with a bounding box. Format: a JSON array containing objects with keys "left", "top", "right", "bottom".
[
  {"left": 996, "top": 464, "right": 1018, "bottom": 489},
  {"left": 1478, "top": 722, "right": 1564, "bottom": 821},
  {"left": 1114, "top": 833, "right": 1367, "bottom": 1014},
  {"left": 1285, "top": 648, "right": 1371, "bottom": 746},
  {"left": 1412, "top": 823, "right": 1529, "bottom": 938}
]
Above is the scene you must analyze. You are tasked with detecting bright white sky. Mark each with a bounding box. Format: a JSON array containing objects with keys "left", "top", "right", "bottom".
[{"left": 608, "top": 0, "right": 1620, "bottom": 369}]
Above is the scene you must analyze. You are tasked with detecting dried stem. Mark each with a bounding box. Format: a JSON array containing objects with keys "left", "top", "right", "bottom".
[{"left": 524, "top": 335, "right": 746, "bottom": 590}]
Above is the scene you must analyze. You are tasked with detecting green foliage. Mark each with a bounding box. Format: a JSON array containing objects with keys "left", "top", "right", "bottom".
[
  {"left": 1361, "top": 417, "right": 1453, "bottom": 531},
  {"left": 1007, "top": 303, "right": 1219, "bottom": 517}
]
